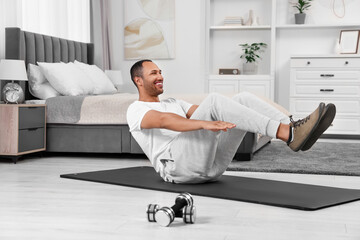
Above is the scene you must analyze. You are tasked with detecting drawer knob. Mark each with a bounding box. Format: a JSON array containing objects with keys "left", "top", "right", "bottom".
[
  {"left": 320, "top": 89, "right": 334, "bottom": 92},
  {"left": 345, "top": 61, "right": 349, "bottom": 65},
  {"left": 307, "top": 61, "right": 311, "bottom": 65}
]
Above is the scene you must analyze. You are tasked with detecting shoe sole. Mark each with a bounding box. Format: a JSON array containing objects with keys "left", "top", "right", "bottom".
[
  {"left": 301, "top": 103, "right": 336, "bottom": 151},
  {"left": 291, "top": 103, "right": 325, "bottom": 152}
]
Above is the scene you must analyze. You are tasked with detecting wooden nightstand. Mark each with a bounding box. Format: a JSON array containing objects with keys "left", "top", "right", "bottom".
[{"left": 0, "top": 104, "right": 46, "bottom": 163}]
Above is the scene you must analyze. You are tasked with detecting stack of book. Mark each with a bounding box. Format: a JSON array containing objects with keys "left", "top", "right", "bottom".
[{"left": 223, "top": 16, "right": 243, "bottom": 26}]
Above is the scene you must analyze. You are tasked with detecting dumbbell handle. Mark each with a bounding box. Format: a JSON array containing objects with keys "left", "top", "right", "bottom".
[
  {"left": 175, "top": 211, "right": 183, "bottom": 218},
  {"left": 171, "top": 197, "right": 188, "bottom": 215}
]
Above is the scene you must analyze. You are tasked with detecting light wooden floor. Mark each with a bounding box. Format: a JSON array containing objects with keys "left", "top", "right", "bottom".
[{"left": 1, "top": 151, "right": 360, "bottom": 240}]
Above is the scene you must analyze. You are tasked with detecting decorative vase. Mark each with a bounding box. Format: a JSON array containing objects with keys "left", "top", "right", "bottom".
[
  {"left": 251, "top": 12, "right": 258, "bottom": 26},
  {"left": 295, "top": 13, "right": 306, "bottom": 24},
  {"left": 243, "top": 62, "right": 258, "bottom": 75},
  {"left": 244, "top": 10, "right": 254, "bottom": 26}
]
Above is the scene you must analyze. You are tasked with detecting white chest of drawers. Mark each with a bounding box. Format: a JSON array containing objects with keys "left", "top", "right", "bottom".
[{"left": 289, "top": 55, "right": 360, "bottom": 136}]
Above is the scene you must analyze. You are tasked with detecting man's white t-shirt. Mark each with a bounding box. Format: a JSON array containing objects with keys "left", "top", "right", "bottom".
[{"left": 126, "top": 98, "right": 193, "bottom": 177}]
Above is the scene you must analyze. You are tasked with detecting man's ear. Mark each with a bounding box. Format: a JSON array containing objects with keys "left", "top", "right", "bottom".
[{"left": 135, "top": 77, "right": 142, "bottom": 87}]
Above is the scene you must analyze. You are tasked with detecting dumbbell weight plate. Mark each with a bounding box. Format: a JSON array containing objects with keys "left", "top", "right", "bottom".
[
  {"left": 178, "top": 193, "right": 194, "bottom": 206},
  {"left": 183, "top": 205, "right": 196, "bottom": 224},
  {"left": 155, "top": 207, "right": 175, "bottom": 227},
  {"left": 146, "top": 204, "right": 159, "bottom": 222}
]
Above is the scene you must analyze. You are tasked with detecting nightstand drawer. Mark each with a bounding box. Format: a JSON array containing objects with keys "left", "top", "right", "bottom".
[
  {"left": 19, "top": 106, "right": 45, "bottom": 129},
  {"left": 18, "top": 128, "right": 45, "bottom": 153}
]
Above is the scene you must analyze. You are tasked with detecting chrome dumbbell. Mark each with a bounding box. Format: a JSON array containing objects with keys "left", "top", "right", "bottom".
[
  {"left": 155, "top": 192, "right": 196, "bottom": 227},
  {"left": 146, "top": 203, "right": 160, "bottom": 222}
]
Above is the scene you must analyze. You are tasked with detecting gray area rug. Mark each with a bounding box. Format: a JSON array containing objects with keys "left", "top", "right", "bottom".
[{"left": 228, "top": 141, "right": 360, "bottom": 176}]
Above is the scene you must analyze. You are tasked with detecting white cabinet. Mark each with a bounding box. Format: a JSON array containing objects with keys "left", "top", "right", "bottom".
[
  {"left": 205, "top": 0, "right": 276, "bottom": 100},
  {"left": 209, "top": 75, "right": 271, "bottom": 98},
  {"left": 240, "top": 81, "right": 270, "bottom": 98},
  {"left": 209, "top": 80, "right": 238, "bottom": 94},
  {"left": 289, "top": 56, "right": 360, "bottom": 135}
]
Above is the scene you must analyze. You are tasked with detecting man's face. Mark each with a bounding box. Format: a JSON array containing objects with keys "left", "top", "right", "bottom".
[{"left": 139, "top": 61, "right": 164, "bottom": 96}]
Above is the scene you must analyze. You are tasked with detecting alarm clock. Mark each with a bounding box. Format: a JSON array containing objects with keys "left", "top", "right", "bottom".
[{"left": 2, "top": 82, "right": 25, "bottom": 104}]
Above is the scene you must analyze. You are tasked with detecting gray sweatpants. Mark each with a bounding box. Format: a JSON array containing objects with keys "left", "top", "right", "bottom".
[{"left": 163, "top": 92, "right": 290, "bottom": 184}]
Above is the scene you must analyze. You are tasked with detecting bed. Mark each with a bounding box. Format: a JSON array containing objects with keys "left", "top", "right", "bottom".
[{"left": 5, "top": 27, "right": 271, "bottom": 160}]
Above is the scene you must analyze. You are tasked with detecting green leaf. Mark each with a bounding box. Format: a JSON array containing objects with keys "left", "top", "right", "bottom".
[
  {"left": 292, "top": 0, "right": 312, "bottom": 13},
  {"left": 239, "top": 42, "right": 267, "bottom": 63}
]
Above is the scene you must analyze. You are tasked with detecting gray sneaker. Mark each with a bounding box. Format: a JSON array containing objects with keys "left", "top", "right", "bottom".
[
  {"left": 301, "top": 103, "right": 336, "bottom": 151},
  {"left": 288, "top": 102, "right": 325, "bottom": 152}
]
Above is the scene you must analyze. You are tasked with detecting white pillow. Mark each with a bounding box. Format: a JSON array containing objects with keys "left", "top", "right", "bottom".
[
  {"left": 105, "top": 70, "right": 124, "bottom": 93},
  {"left": 37, "top": 62, "right": 94, "bottom": 96},
  {"left": 74, "top": 60, "right": 116, "bottom": 95},
  {"left": 27, "top": 63, "right": 61, "bottom": 99}
]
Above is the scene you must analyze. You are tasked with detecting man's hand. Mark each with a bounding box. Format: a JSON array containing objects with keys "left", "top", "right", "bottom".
[{"left": 201, "top": 121, "right": 236, "bottom": 132}]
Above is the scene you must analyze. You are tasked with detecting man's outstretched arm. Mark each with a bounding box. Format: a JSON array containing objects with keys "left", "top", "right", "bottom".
[{"left": 141, "top": 110, "right": 235, "bottom": 132}]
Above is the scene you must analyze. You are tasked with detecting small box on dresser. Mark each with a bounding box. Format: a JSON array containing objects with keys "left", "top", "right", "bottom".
[
  {"left": 289, "top": 55, "right": 360, "bottom": 136},
  {"left": 0, "top": 104, "right": 46, "bottom": 163}
]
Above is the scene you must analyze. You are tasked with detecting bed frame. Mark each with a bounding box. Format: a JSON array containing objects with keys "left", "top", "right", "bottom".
[{"left": 5, "top": 27, "right": 270, "bottom": 160}]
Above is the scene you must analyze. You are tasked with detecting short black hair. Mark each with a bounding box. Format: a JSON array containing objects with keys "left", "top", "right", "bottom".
[{"left": 130, "top": 59, "right": 152, "bottom": 87}]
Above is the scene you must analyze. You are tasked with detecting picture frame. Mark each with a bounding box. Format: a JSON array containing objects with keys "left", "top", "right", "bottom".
[{"left": 339, "top": 30, "right": 360, "bottom": 54}]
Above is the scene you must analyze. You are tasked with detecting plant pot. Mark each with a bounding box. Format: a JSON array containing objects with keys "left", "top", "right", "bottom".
[
  {"left": 295, "top": 13, "right": 306, "bottom": 24},
  {"left": 243, "top": 62, "right": 258, "bottom": 75}
]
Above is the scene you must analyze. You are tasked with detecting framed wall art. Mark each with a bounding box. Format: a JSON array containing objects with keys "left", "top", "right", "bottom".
[
  {"left": 339, "top": 30, "right": 360, "bottom": 54},
  {"left": 123, "top": 0, "right": 175, "bottom": 60}
]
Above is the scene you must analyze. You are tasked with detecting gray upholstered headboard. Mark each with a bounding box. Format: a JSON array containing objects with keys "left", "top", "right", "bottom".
[{"left": 4, "top": 27, "right": 94, "bottom": 99}]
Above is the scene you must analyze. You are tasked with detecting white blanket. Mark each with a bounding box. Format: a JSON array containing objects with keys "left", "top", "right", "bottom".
[
  {"left": 77, "top": 93, "right": 209, "bottom": 124},
  {"left": 46, "top": 92, "right": 289, "bottom": 125}
]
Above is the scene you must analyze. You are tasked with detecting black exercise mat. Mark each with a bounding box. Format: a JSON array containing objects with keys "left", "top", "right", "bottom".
[{"left": 60, "top": 166, "right": 360, "bottom": 210}]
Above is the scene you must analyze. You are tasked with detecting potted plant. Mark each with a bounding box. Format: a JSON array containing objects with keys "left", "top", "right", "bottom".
[
  {"left": 239, "top": 42, "right": 267, "bottom": 75},
  {"left": 292, "top": 0, "right": 313, "bottom": 24}
]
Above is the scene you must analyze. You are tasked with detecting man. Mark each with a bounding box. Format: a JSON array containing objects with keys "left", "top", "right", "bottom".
[{"left": 126, "top": 60, "right": 336, "bottom": 184}]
